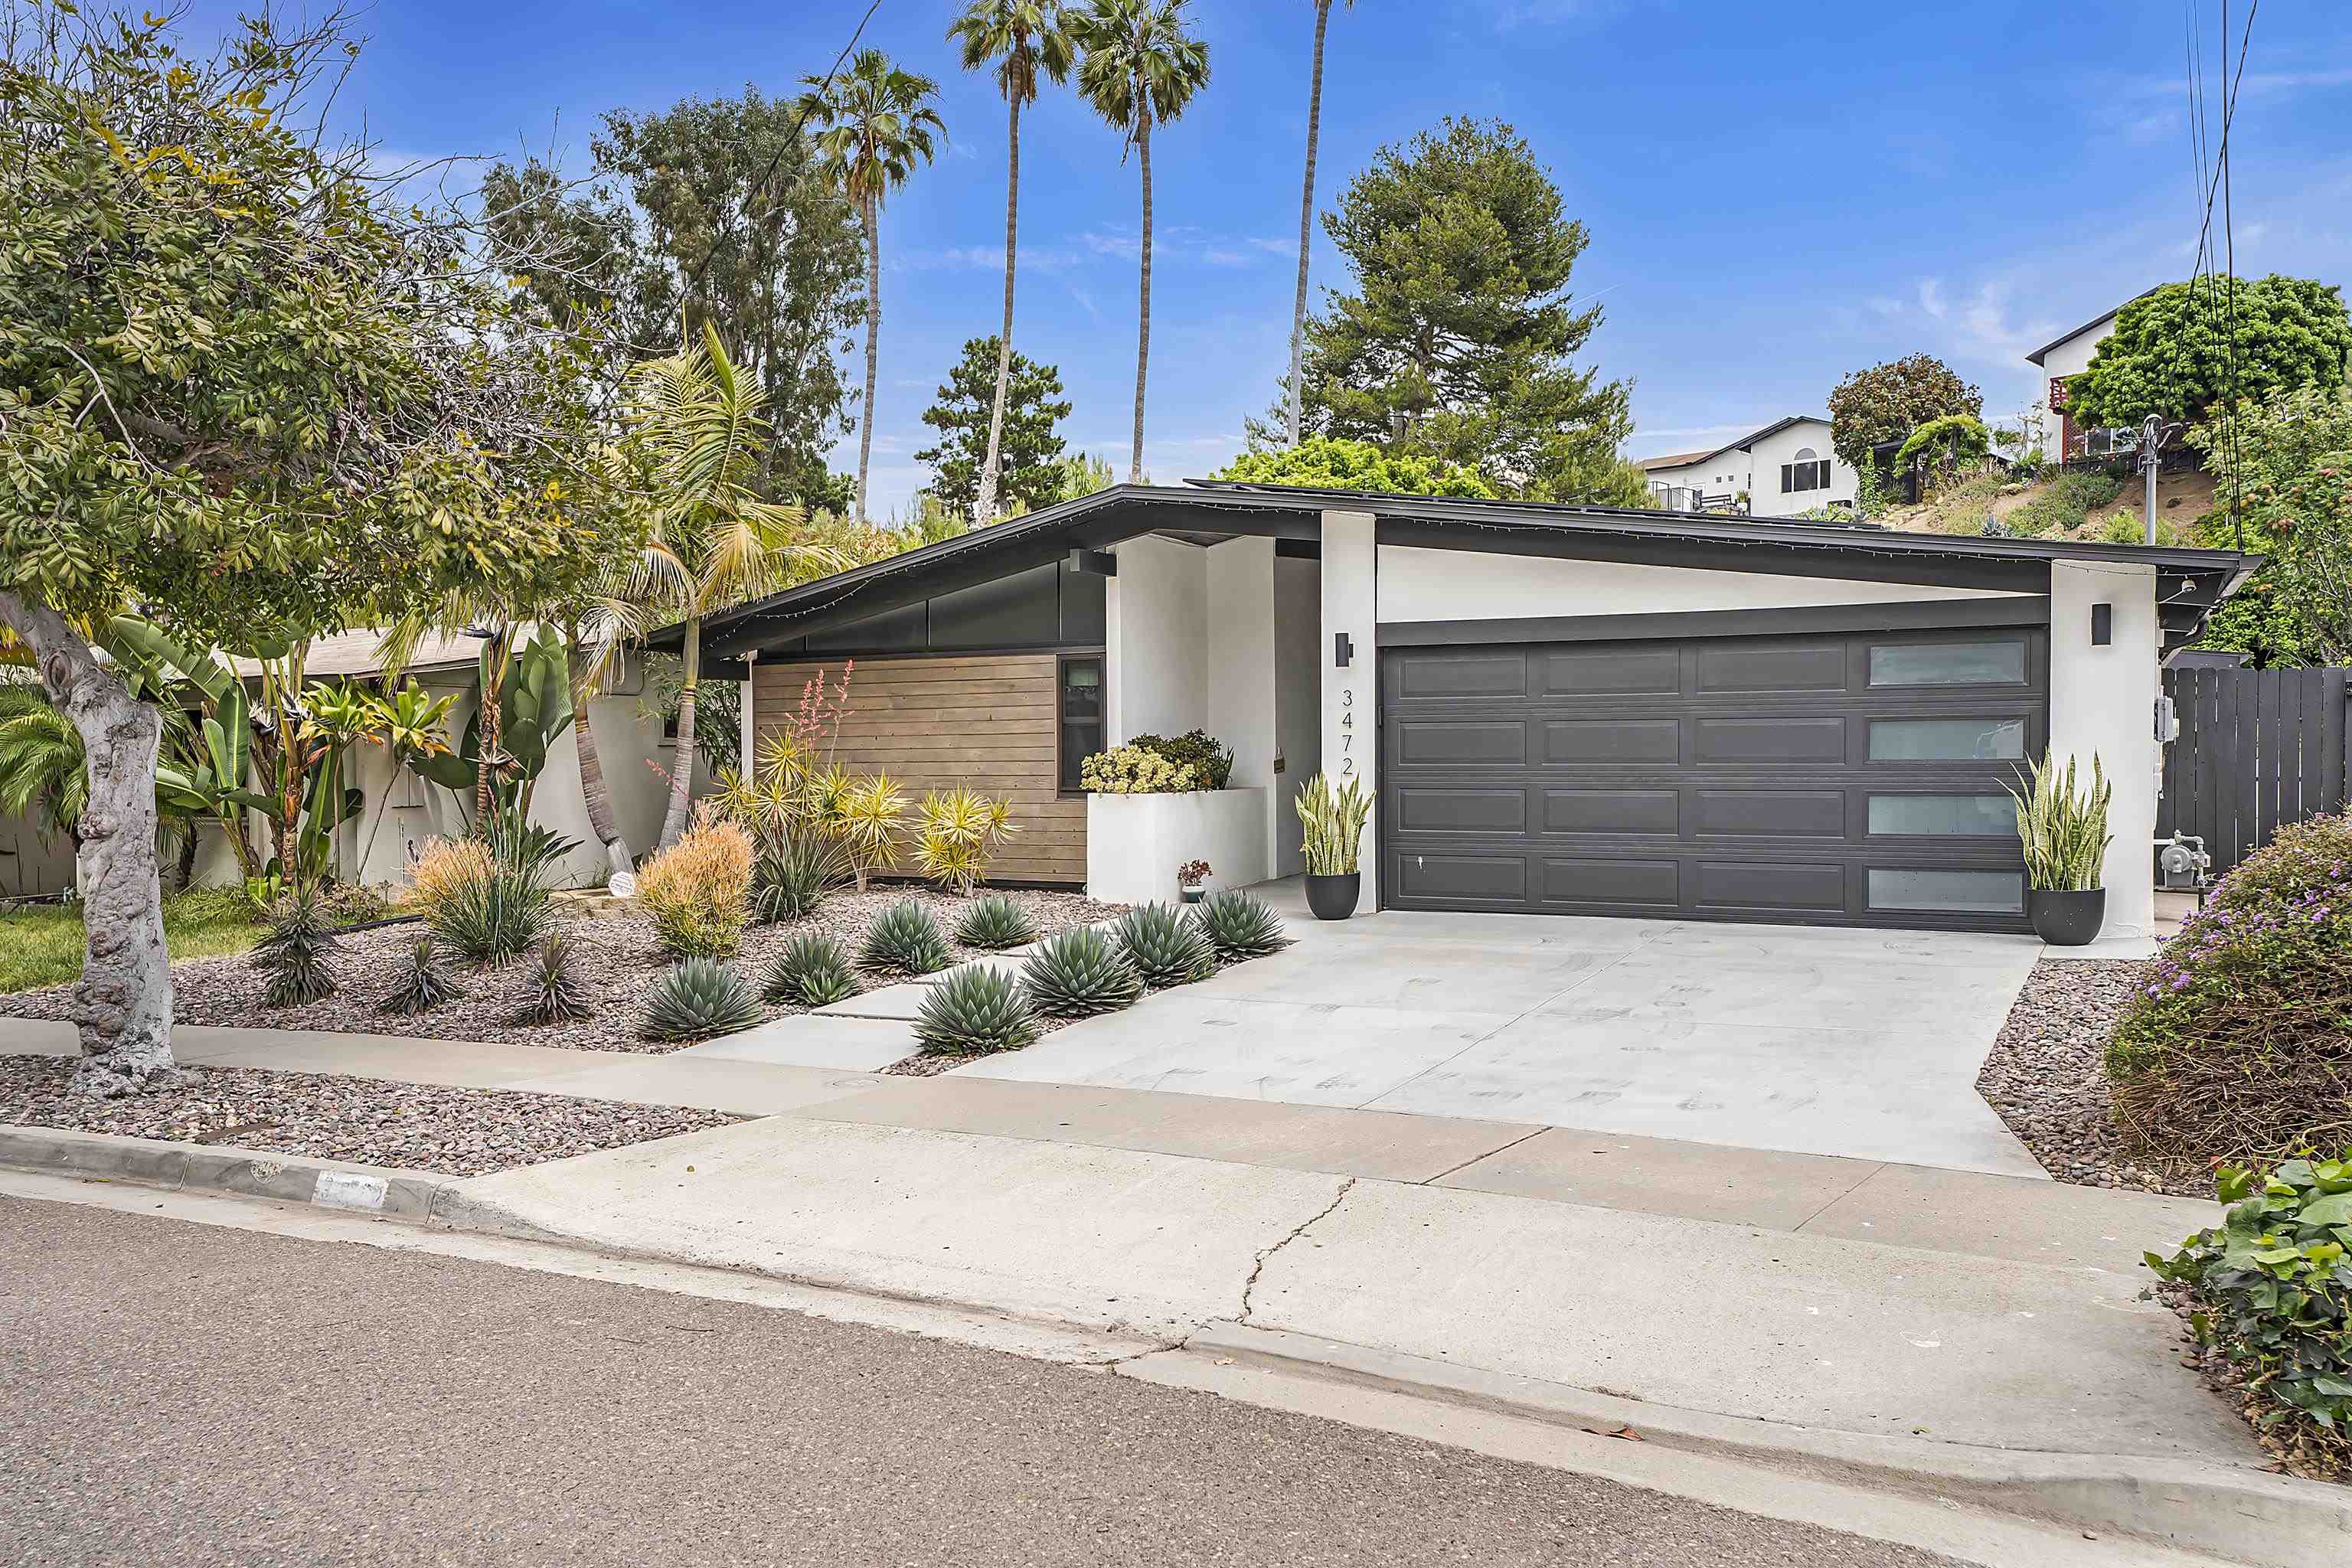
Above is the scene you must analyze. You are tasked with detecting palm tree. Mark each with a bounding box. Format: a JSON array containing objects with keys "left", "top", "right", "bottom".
[
  {"left": 802, "top": 50, "right": 946, "bottom": 525},
  {"left": 949, "top": 0, "right": 1075, "bottom": 526},
  {"left": 1070, "top": 0, "right": 1210, "bottom": 485},
  {"left": 628, "top": 322, "right": 843, "bottom": 848},
  {"left": 0, "top": 682, "right": 88, "bottom": 845},
  {"left": 1286, "top": 0, "right": 1351, "bottom": 447}
]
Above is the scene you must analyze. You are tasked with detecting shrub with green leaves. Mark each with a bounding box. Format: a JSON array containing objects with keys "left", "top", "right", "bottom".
[
  {"left": 1021, "top": 926, "right": 1144, "bottom": 1017},
  {"left": 1192, "top": 889, "right": 1287, "bottom": 960},
  {"left": 411, "top": 836, "right": 554, "bottom": 966},
  {"left": 914, "top": 963, "right": 1040, "bottom": 1057},
  {"left": 859, "top": 900, "right": 952, "bottom": 975},
  {"left": 762, "top": 931, "right": 859, "bottom": 1007},
  {"left": 1114, "top": 903, "right": 1217, "bottom": 988},
  {"left": 639, "top": 957, "right": 765, "bottom": 1043},
  {"left": 752, "top": 821, "right": 847, "bottom": 923},
  {"left": 2007, "top": 469, "right": 2122, "bottom": 536},
  {"left": 384, "top": 931, "right": 462, "bottom": 1015},
  {"left": 253, "top": 886, "right": 341, "bottom": 1007},
  {"left": 2147, "top": 1153, "right": 2352, "bottom": 1477},
  {"left": 955, "top": 893, "right": 1038, "bottom": 950},
  {"left": 525, "top": 931, "right": 593, "bottom": 1025}
]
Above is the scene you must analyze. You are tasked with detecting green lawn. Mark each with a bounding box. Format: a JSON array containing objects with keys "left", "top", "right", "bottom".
[{"left": 0, "top": 891, "right": 266, "bottom": 995}]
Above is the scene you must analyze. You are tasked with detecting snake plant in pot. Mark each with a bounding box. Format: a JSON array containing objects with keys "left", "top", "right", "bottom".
[
  {"left": 1295, "top": 772, "right": 1374, "bottom": 920},
  {"left": 2009, "top": 752, "right": 2112, "bottom": 945}
]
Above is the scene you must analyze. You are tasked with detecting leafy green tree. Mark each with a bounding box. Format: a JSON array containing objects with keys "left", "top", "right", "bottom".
[
  {"left": 0, "top": 683, "right": 87, "bottom": 844},
  {"left": 1282, "top": 117, "right": 1634, "bottom": 505},
  {"left": 1826, "top": 353, "right": 1982, "bottom": 472},
  {"left": 1285, "top": 0, "right": 1354, "bottom": 448},
  {"left": 1213, "top": 438, "right": 1494, "bottom": 498},
  {"left": 2066, "top": 276, "right": 2352, "bottom": 432},
  {"left": 1050, "top": 450, "right": 1120, "bottom": 503},
  {"left": 802, "top": 51, "right": 946, "bottom": 524},
  {"left": 949, "top": 0, "right": 1075, "bottom": 524},
  {"left": 2190, "top": 385, "right": 2352, "bottom": 665},
  {"left": 1070, "top": 0, "right": 1212, "bottom": 484},
  {"left": 1893, "top": 413, "right": 1991, "bottom": 494},
  {"left": 915, "top": 337, "right": 1073, "bottom": 519}
]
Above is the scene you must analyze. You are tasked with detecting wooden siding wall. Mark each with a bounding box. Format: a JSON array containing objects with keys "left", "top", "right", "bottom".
[{"left": 751, "top": 653, "right": 1085, "bottom": 887}]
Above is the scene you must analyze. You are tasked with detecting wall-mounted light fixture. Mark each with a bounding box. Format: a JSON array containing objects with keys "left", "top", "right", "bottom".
[
  {"left": 1067, "top": 549, "right": 1118, "bottom": 577},
  {"left": 1334, "top": 632, "right": 1354, "bottom": 668},
  {"left": 2090, "top": 603, "right": 2113, "bottom": 646}
]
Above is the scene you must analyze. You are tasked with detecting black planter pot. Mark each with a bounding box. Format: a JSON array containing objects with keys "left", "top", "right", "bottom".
[
  {"left": 2028, "top": 887, "right": 2106, "bottom": 946},
  {"left": 1303, "top": 872, "right": 1361, "bottom": 922}
]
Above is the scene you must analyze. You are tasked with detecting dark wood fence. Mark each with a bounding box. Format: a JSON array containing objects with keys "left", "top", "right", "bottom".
[{"left": 2158, "top": 665, "right": 2350, "bottom": 874}]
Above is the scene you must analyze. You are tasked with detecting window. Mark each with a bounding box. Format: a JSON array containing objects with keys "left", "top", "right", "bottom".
[
  {"left": 1057, "top": 655, "right": 1104, "bottom": 792},
  {"left": 1867, "top": 868, "right": 2024, "bottom": 914},
  {"left": 1867, "top": 717, "right": 2027, "bottom": 761},
  {"left": 1867, "top": 795, "right": 2015, "bottom": 836},
  {"left": 1779, "top": 448, "right": 1831, "bottom": 494},
  {"left": 1868, "top": 640, "right": 2027, "bottom": 688}
]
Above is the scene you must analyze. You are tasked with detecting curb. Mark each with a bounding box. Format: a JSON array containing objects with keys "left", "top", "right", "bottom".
[{"left": 1181, "top": 1321, "right": 2348, "bottom": 1568}]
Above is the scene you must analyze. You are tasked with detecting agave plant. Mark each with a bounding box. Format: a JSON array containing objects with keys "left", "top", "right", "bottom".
[
  {"left": 954, "top": 893, "right": 1037, "bottom": 950},
  {"left": 2008, "top": 752, "right": 2112, "bottom": 890},
  {"left": 525, "top": 930, "right": 594, "bottom": 1024},
  {"left": 1192, "top": 889, "right": 1287, "bottom": 961},
  {"left": 858, "top": 899, "right": 952, "bottom": 975},
  {"left": 639, "top": 957, "right": 766, "bottom": 1043},
  {"left": 913, "top": 963, "right": 1040, "bottom": 1057},
  {"left": 383, "top": 931, "right": 462, "bottom": 1015},
  {"left": 762, "top": 930, "right": 860, "bottom": 1007},
  {"left": 1113, "top": 903, "right": 1217, "bottom": 988},
  {"left": 1020, "top": 926, "right": 1144, "bottom": 1018},
  {"left": 253, "top": 885, "right": 342, "bottom": 1007}
]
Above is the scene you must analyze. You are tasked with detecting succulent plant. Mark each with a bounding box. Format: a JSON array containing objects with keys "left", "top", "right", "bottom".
[
  {"left": 1113, "top": 903, "right": 1217, "bottom": 988},
  {"left": 253, "top": 885, "right": 341, "bottom": 1007},
  {"left": 954, "top": 893, "right": 1038, "bottom": 950},
  {"left": 524, "top": 930, "right": 593, "bottom": 1024},
  {"left": 762, "top": 930, "right": 859, "bottom": 1007},
  {"left": 1191, "top": 889, "right": 1288, "bottom": 961},
  {"left": 639, "top": 956, "right": 765, "bottom": 1042},
  {"left": 858, "top": 899, "right": 952, "bottom": 976},
  {"left": 913, "top": 963, "right": 1040, "bottom": 1057},
  {"left": 383, "top": 931, "right": 462, "bottom": 1015},
  {"left": 1019, "top": 926, "right": 1145, "bottom": 1018}
]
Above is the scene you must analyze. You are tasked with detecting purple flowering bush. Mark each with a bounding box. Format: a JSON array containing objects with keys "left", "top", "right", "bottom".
[{"left": 2108, "top": 812, "right": 2352, "bottom": 1169}]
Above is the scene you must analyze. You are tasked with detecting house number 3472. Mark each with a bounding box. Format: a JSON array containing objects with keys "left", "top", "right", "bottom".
[{"left": 1338, "top": 688, "right": 1356, "bottom": 777}]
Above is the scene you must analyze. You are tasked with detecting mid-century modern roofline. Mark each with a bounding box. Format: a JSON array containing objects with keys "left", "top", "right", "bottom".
[{"left": 658, "top": 481, "right": 2259, "bottom": 664}]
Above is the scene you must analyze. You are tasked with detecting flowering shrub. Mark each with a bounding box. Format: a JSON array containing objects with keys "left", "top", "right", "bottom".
[
  {"left": 1080, "top": 745, "right": 1201, "bottom": 794},
  {"left": 2108, "top": 812, "right": 2352, "bottom": 1169}
]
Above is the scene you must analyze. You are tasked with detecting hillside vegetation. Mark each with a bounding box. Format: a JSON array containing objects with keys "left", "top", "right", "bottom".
[{"left": 1875, "top": 465, "right": 2217, "bottom": 545}]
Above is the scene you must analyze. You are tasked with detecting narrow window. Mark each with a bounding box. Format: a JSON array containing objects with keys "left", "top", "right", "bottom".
[{"left": 1057, "top": 655, "right": 1105, "bottom": 792}]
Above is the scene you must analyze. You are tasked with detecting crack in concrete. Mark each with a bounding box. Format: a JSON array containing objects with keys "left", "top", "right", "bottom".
[{"left": 1238, "top": 1178, "right": 1357, "bottom": 1325}]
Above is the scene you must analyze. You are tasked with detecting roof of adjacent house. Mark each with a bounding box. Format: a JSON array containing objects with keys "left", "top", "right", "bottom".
[
  {"left": 1644, "top": 416, "right": 1832, "bottom": 472},
  {"left": 661, "top": 481, "right": 2260, "bottom": 663},
  {"left": 2024, "top": 287, "right": 2161, "bottom": 367},
  {"left": 1635, "top": 449, "right": 1710, "bottom": 472},
  {"left": 227, "top": 628, "right": 483, "bottom": 682}
]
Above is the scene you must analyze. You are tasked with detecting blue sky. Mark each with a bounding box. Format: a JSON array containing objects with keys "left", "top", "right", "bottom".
[{"left": 191, "top": 0, "right": 2351, "bottom": 513}]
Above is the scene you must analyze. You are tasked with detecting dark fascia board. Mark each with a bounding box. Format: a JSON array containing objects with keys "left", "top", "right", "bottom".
[
  {"left": 1377, "top": 596, "right": 2053, "bottom": 649},
  {"left": 2024, "top": 287, "right": 2160, "bottom": 366}
]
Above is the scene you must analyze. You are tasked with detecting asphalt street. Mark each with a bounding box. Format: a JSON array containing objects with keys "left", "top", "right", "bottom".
[{"left": 0, "top": 1194, "right": 1960, "bottom": 1566}]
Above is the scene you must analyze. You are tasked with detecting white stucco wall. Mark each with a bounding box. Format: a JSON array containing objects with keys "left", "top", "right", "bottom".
[
  {"left": 1376, "top": 547, "right": 2032, "bottom": 626},
  {"left": 1204, "top": 537, "right": 1281, "bottom": 878},
  {"left": 1106, "top": 534, "right": 1207, "bottom": 746},
  {"left": 1321, "top": 511, "right": 1378, "bottom": 912},
  {"left": 0, "top": 808, "right": 77, "bottom": 897},
  {"left": 1748, "top": 420, "right": 1855, "bottom": 514},
  {"left": 1272, "top": 554, "right": 1322, "bottom": 878},
  {"left": 2034, "top": 315, "right": 2116, "bottom": 463},
  {"left": 2047, "top": 558, "right": 2158, "bottom": 939},
  {"left": 1086, "top": 789, "right": 1270, "bottom": 905}
]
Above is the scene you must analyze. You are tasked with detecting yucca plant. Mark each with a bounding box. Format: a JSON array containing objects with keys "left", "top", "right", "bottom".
[
  {"left": 383, "top": 931, "right": 462, "bottom": 1015},
  {"left": 1192, "top": 889, "right": 1287, "bottom": 961},
  {"left": 1114, "top": 902, "right": 1217, "bottom": 988},
  {"left": 1296, "top": 771, "right": 1374, "bottom": 875},
  {"left": 639, "top": 957, "right": 766, "bottom": 1042},
  {"left": 831, "top": 772, "right": 907, "bottom": 892},
  {"left": 752, "top": 820, "right": 849, "bottom": 923},
  {"left": 955, "top": 893, "right": 1037, "bottom": 950},
  {"left": 525, "top": 931, "right": 594, "bottom": 1025},
  {"left": 858, "top": 898, "right": 952, "bottom": 975},
  {"left": 913, "top": 787, "right": 1018, "bottom": 894},
  {"left": 253, "top": 885, "right": 342, "bottom": 1007},
  {"left": 762, "top": 930, "right": 860, "bottom": 1006},
  {"left": 2008, "top": 752, "right": 2112, "bottom": 890},
  {"left": 1020, "top": 926, "right": 1144, "bottom": 1018},
  {"left": 409, "top": 835, "right": 554, "bottom": 965},
  {"left": 914, "top": 963, "right": 1040, "bottom": 1057}
]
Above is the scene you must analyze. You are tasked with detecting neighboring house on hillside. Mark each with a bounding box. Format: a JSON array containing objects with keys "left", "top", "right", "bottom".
[
  {"left": 2027, "top": 289, "right": 2158, "bottom": 465},
  {"left": 669, "top": 479, "right": 2254, "bottom": 939},
  {"left": 1637, "top": 416, "right": 1854, "bottom": 514}
]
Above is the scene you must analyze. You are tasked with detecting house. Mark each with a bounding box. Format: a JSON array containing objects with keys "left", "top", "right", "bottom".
[
  {"left": 1636, "top": 416, "right": 1854, "bottom": 514},
  {"left": 670, "top": 482, "right": 2256, "bottom": 940},
  {"left": 2025, "top": 289, "right": 2158, "bottom": 465}
]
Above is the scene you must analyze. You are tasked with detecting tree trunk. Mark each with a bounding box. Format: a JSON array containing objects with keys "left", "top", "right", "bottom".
[
  {"left": 656, "top": 619, "right": 701, "bottom": 851},
  {"left": 1130, "top": 106, "right": 1154, "bottom": 486},
  {"left": 977, "top": 93, "right": 1022, "bottom": 525},
  {"left": 568, "top": 640, "right": 634, "bottom": 880},
  {"left": 855, "top": 196, "right": 881, "bottom": 524},
  {"left": 0, "top": 590, "right": 175, "bottom": 1095},
  {"left": 1289, "top": 0, "right": 1332, "bottom": 449}
]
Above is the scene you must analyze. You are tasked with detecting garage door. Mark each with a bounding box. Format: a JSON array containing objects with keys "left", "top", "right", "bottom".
[{"left": 1380, "top": 624, "right": 2047, "bottom": 931}]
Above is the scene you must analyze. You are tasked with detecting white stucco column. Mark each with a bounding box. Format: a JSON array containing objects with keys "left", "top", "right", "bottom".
[
  {"left": 2047, "top": 559, "right": 2158, "bottom": 939},
  {"left": 1204, "top": 537, "right": 1280, "bottom": 878},
  {"left": 740, "top": 648, "right": 758, "bottom": 758},
  {"left": 1320, "top": 510, "right": 1377, "bottom": 912}
]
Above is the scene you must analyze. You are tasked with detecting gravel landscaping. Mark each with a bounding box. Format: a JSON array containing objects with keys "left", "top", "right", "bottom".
[
  {"left": 0, "top": 886, "right": 1126, "bottom": 1055},
  {"left": 1975, "top": 956, "right": 2211, "bottom": 1195},
  {"left": 0, "top": 1056, "right": 733, "bottom": 1177}
]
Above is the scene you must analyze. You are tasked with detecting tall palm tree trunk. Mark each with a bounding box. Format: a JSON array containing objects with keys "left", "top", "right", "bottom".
[
  {"left": 855, "top": 196, "right": 882, "bottom": 524},
  {"left": 657, "top": 619, "right": 701, "bottom": 850},
  {"left": 1288, "top": 0, "right": 1332, "bottom": 448},
  {"left": 569, "top": 641, "right": 634, "bottom": 879},
  {"left": 1129, "top": 105, "right": 1154, "bottom": 485},
  {"left": 977, "top": 93, "right": 1023, "bottom": 525}
]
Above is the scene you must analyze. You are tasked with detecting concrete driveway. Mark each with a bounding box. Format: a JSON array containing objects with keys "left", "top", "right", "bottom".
[{"left": 958, "top": 881, "right": 2049, "bottom": 1177}]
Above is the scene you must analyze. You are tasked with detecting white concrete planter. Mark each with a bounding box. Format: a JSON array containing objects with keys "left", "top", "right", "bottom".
[{"left": 1086, "top": 788, "right": 1269, "bottom": 906}]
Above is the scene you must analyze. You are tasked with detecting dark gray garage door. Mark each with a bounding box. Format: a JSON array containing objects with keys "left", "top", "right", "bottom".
[{"left": 1380, "top": 624, "right": 2047, "bottom": 931}]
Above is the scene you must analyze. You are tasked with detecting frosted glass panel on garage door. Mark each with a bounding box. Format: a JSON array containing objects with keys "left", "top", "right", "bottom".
[
  {"left": 1868, "top": 717, "right": 2026, "bottom": 761},
  {"left": 1868, "top": 640, "right": 2027, "bottom": 687},
  {"left": 1867, "top": 867, "right": 2024, "bottom": 914},
  {"left": 1867, "top": 794, "right": 2016, "bottom": 836}
]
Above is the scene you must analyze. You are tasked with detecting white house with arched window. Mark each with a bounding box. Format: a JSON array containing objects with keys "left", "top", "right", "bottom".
[{"left": 1636, "top": 415, "right": 1856, "bottom": 515}]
